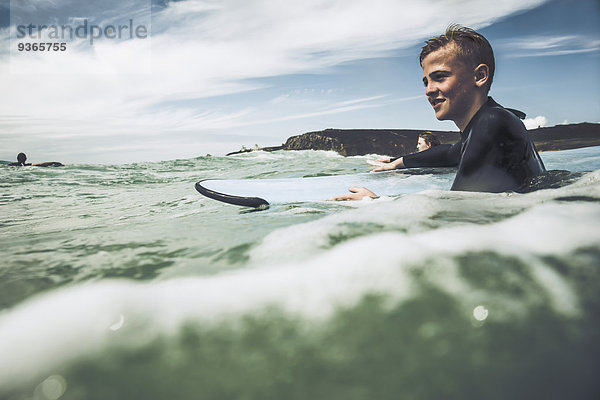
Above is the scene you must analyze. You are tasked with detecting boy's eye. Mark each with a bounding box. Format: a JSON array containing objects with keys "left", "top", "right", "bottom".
[{"left": 432, "top": 72, "right": 449, "bottom": 82}]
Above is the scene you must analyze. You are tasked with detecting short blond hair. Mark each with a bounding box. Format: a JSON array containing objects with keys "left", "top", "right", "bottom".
[{"left": 419, "top": 24, "right": 495, "bottom": 92}]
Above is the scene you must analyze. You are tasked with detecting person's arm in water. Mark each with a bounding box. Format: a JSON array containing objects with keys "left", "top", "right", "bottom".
[
  {"left": 32, "top": 162, "right": 64, "bottom": 167},
  {"left": 372, "top": 143, "right": 460, "bottom": 172},
  {"left": 371, "top": 157, "right": 405, "bottom": 171}
]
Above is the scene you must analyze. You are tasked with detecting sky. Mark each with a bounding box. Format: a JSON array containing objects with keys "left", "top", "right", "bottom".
[{"left": 0, "top": 0, "right": 598, "bottom": 164}]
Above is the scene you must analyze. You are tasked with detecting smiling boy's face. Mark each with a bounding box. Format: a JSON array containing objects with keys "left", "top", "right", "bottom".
[{"left": 422, "top": 44, "right": 480, "bottom": 130}]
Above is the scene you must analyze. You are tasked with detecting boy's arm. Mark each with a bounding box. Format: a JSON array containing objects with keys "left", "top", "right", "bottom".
[
  {"left": 371, "top": 157, "right": 405, "bottom": 172},
  {"left": 372, "top": 143, "right": 461, "bottom": 172},
  {"left": 403, "top": 143, "right": 461, "bottom": 167}
]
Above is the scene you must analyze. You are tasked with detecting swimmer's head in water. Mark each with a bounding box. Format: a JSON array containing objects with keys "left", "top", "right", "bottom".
[
  {"left": 17, "top": 153, "right": 27, "bottom": 164},
  {"left": 417, "top": 132, "right": 441, "bottom": 152},
  {"left": 419, "top": 24, "right": 495, "bottom": 93}
]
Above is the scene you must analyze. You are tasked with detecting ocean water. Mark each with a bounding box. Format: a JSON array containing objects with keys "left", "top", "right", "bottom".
[{"left": 1, "top": 146, "right": 599, "bottom": 400}]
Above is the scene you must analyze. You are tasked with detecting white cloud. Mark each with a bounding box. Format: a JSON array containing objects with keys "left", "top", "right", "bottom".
[
  {"left": 500, "top": 34, "right": 600, "bottom": 57},
  {"left": 524, "top": 115, "right": 548, "bottom": 130},
  {"left": 237, "top": 94, "right": 395, "bottom": 126},
  {"left": 1, "top": 0, "right": 549, "bottom": 161}
]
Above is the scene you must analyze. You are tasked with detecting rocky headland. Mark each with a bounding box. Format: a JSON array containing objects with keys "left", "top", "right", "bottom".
[{"left": 227, "top": 123, "right": 600, "bottom": 157}]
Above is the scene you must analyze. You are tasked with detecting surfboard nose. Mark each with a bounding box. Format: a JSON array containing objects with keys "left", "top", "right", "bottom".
[{"left": 195, "top": 180, "right": 270, "bottom": 209}]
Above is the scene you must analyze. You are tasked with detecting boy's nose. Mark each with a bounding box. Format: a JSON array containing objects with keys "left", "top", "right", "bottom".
[{"left": 425, "top": 83, "right": 437, "bottom": 97}]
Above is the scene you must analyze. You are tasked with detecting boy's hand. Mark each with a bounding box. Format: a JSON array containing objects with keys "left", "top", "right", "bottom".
[
  {"left": 328, "top": 187, "right": 377, "bottom": 201},
  {"left": 371, "top": 157, "right": 405, "bottom": 172},
  {"left": 367, "top": 158, "right": 391, "bottom": 167},
  {"left": 371, "top": 163, "right": 397, "bottom": 172}
]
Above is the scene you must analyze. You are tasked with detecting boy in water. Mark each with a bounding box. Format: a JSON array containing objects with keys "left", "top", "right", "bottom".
[
  {"left": 332, "top": 25, "right": 545, "bottom": 201},
  {"left": 416, "top": 132, "right": 441, "bottom": 152},
  {"left": 377, "top": 132, "right": 442, "bottom": 166}
]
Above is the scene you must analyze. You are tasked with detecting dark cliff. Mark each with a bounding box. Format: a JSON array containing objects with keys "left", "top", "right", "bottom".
[
  {"left": 280, "top": 123, "right": 600, "bottom": 156},
  {"left": 226, "top": 123, "right": 600, "bottom": 156},
  {"left": 280, "top": 129, "right": 458, "bottom": 157},
  {"left": 527, "top": 123, "right": 600, "bottom": 152}
]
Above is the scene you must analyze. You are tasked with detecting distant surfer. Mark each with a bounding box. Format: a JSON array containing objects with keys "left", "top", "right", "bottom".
[
  {"left": 375, "top": 132, "right": 441, "bottom": 166},
  {"left": 9, "top": 153, "right": 31, "bottom": 166},
  {"left": 416, "top": 132, "right": 441, "bottom": 152},
  {"left": 331, "top": 25, "right": 545, "bottom": 201},
  {"left": 8, "top": 153, "right": 63, "bottom": 167}
]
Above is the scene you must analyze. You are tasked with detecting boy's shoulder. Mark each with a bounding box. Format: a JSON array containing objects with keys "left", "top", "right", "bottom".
[
  {"left": 483, "top": 99, "right": 525, "bottom": 120},
  {"left": 474, "top": 98, "right": 526, "bottom": 132}
]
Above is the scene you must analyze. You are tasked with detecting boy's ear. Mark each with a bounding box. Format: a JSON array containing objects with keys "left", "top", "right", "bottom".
[{"left": 474, "top": 64, "right": 489, "bottom": 88}]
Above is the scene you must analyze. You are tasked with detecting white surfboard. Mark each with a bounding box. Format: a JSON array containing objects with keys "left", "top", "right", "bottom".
[{"left": 195, "top": 170, "right": 454, "bottom": 207}]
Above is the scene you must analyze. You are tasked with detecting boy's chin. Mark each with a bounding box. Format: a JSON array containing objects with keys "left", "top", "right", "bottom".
[
  {"left": 434, "top": 108, "right": 455, "bottom": 122},
  {"left": 434, "top": 112, "right": 448, "bottom": 121}
]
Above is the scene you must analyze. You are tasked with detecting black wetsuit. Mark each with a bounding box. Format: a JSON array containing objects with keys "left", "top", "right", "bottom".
[{"left": 395, "top": 97, "right": 546, "bottom": 193}]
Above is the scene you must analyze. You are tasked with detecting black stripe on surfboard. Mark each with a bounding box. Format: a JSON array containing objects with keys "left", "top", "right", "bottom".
[{"left": 195, "top": 180, "right": 269, "bottom": 208}]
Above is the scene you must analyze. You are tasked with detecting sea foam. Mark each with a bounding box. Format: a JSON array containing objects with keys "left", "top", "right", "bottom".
[{"left": 1, "top": 171, "right": 599, "bottom": 390}]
